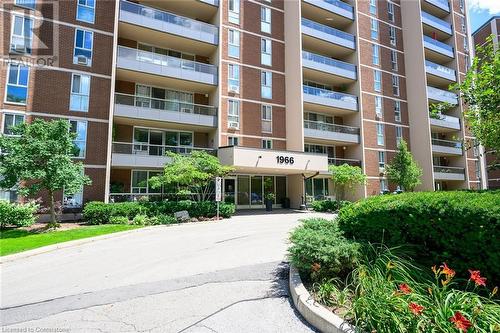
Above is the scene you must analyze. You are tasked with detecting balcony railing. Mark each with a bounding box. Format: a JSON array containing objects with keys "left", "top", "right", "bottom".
[
  {"left": 302, "top": 50, "right": 356, "bottom": 78},
  {"left": 431, "top": 138, "right": 462, "bottom": 149},
  {"left": 199, "top": 0, "right": 219, "bottom": 6},
  {"left": 423, "top": 35, "right": 454, "bottom": 57},
  {"left": 303, "top": 0, "right": 354, "bottom": 20},
  {"left": 421, "top": 11, "right": 452, "bottom": 34},
  {"left": 303, "top": 85, "right": 358, "bottom": 106},
  {"left": 427, "top": 86, "right": 458, "bottom": 104},
  {"left": 112, "top": 142, "right": 217, "bottom": 156},
  {"left": 425, "top": 0, "right": 450, "bottom": 12},
  {"left": 429, "top": 113, "right": 460, "bottom": 126},
  {"left": 328, "top": 157, "right": 361, "bottom": 167},
  {"left": 425, "top": 60, "right": 456, "bottom": 80},
  {"left": 304, "top": 120, "right": 359, "bottom": 135},
  {"left": 323, "top": 0, "right": 353, "bottom": 13},
  {"left": 115, "top": 93, "right": 217, "bottom": 116},
  {"left": 120, "top": 0, "right": 218, "bottom": 44},
  {"left": 433, "top": 166, "right": 465, "bottom": 174},
  {"left": 301, "top": 18, "right": 355, "bottom": 44}
]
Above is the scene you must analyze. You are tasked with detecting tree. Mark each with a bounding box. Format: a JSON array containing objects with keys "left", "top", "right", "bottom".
[
  {"left": 385, "top": 140, "right": 422, "bottom": 192},
  {"left": 149, "top": 151, "right": 234, "bottom": 201},
  {"left": 452, "top": 35, "right": 500, "bottom": 167},
  {"left": 0, "top": 119, "right": 91, "bottom": 226},
  {"left": 329, "top": 164, "right": 366, "bottom": 202}
]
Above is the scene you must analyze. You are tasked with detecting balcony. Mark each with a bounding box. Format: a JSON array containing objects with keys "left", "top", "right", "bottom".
[
  {"left": 302, "top": 0, "right": 354, "bottom": 22},
  {"left": 431, "top": 138, "right": 463, "bottom": 156},
  {"left": 116, "top": 46, "right": 217, "bottom": 91},
  {"left": 114, "top": 93, "right": 217, "bottom": 128},
  {"left": 423, "top": 0, "right": 450, "bottom": 14},
  {"left": 301, "top": 18, "right": 355, "bottom": 56},
  {"left": 433, "top": 166, "right": 465, "bottom": 181},
  {"left": 302, "top": 50, "right": 356, "bottom": 83},
  {"left": 120, "top": 1, "right": 218, "bottom": 45},
  {"left": 199, "top": 0, "right": 219, "bottom": 6},
  {"left": 111, "top": 142, "right": 216, "bottom": 168},
  {"left": 429, "top": 113, "right": 460, "bottom": 131},
  {"left": 423, "top": 35, "right": 454, "bottom": 61},
  {"left": 427, "top": 86, "right": 458, "bottom": 104},
  {"left": 303, "top": 85, "right": 358, "bottom": 114},
  {"left": 303, "top": 120, "right": 360, "bottom": 144},
  {"left": 425, "top": 60, "right": 456, "bottom": 85},
  {"left": 421, "top": 11, "right": 452, "bottom": 36},
  {"left": 328, "top": 157, "right": 361, "bottom": 167}
]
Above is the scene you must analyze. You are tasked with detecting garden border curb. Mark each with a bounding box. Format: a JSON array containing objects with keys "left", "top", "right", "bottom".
[{"left": 289, "top": 264, "right": 355, "bottom": 333}]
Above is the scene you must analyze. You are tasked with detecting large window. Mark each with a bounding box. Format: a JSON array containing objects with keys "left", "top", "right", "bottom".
[
  {"left": 228, "top": 0, "right": 240, "bottom": 24},
  {"left": 261, "top": 105, "right": 272, "bottom": 133},
  {"left": 228, "top": 64, "right": 240, "bottom": 93},
  {"left": 227, "top": 100, "right": 240, "bottom": 129},
  {"left": 387, "top": 2, "right": 394, "bottom": 22},
  {"left": 394, "top": 100, "right": 401, "bottom": 122},
  {"left": 396, "top": 126, "right": 403, "bottom": 145},
  {"left": 15, "top": 0, "right": 36, "bottom": 9},
  {"left": 6, "top": 63, "right": 29, "bottom": 105},
  {"left": 261, "top": 7, "right": 271, "bottom": 33},
  {"left": 70, "top": 74, "right": 91, "bottom": 112},
  {"left": 70, "top": 120, "right": 87, "bottom": 158},
  {"left": 261, "top": 71, "right": 272, "bottom": 99},
  {"left": 389, "top": 26, "right": 397, "bottom": 46},
  {"left": 261, "top": 38, "right": 272, "bottom": 66},
  {"left": 391, "top": 50, "right": 398, "bottom": 71},
  {"left": 228, "top": 29, "right": 240, "bottom": 58},
  {"left": 133, "top": 128, "right": 193, "bottom": 156},
  {"left": 10, "top": 15, "right": 33, "bottom": 54},
  {"left": 375, "top": 96, "right": 383, "bottom": 118},
  {"left": 392, "top": 75, "right": 400, "bottom": 96},
  {"left": 369, "top": 0, "right": 377, "bottom": 15},
  {"left": 305, "top": 178, "right": 329, "bottom": 200},
  {"left": 372, "top": 44, "right": 380, "bottom": 65},
  {"left": 131, "top": 170, "right": 163, "bottom": 194},
  {"left": 376, "top": 123, "right": 384, "bottom": 146},
  {"left": 378, "top": 151, "right": 385, "bottom": 170},
  {"left": 374, "top": 70, "right": 382, "bottom": 92},
  {"left": 76, "top": 0, "right": 95, "bottom": 24},
  {"left": 371, "top": 19, "right": 378, "bottom": 40},
  {"left": 73, "top": 29, "right": 93, "bottom": 66},
  {"left": 2, "top": 113, "right": 24, "bottom": 135}
]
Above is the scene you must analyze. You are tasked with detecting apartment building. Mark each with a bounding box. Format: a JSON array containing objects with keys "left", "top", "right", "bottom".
[
  {"left": 0, "top": 0, "right": 485, "bottom": 210},
  {"left": 472, "top": 16, "right": 500, "bottom": 189}
]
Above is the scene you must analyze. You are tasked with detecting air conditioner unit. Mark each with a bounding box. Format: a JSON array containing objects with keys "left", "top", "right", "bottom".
[
  {"left": 77, "top": 56, "right": 89, "bottom": 65},
  {"left": 228, "top": 85, "right": 239, "bottom": 93},
  {"left": 228, "top": 121, "right": 239, "bottom": 129}
]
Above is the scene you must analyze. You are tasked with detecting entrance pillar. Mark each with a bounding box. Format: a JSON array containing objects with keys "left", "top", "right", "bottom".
[{"left": 288, "top": 174, "right": 304, "bottom": 209}]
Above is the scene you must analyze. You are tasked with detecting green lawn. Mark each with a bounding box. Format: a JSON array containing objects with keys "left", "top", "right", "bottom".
[{"left": 0, "top": 224, "right": 143, "bottom": 256}]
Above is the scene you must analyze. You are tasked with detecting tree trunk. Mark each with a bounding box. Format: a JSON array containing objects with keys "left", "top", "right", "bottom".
[{"left": 47, "top": 190, "right": 59, "bottom": 228}]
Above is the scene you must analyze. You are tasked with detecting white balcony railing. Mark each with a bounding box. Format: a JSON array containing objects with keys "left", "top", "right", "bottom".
[
  {"left": 301, "top": 18, "right": 355, "bottom": 49},
  {"left": 303, "top": 85, "right": 358, "bottom": 110},
  {"left": 302, "top": 50, "right": 356, "bottom": 80},
  {"left": 423, "top": 35, "right": 454, "bottom": 58},
  {"left": 421, "top": 11, "right": 452, "bottom": 35},
  {"left": 427, "top": 86, "right": 458, "bottom": 104}
]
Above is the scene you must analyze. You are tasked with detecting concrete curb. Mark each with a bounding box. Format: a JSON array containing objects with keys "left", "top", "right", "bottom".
[{"left": 289, "top": 264, "right": 355, "bottom": 333}]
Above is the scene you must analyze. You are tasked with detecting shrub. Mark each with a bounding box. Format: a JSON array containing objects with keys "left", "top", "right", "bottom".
[
  {"left": 110, "top": 202, "right": 145, "bottom": 219},
  {"left": 311, "top": 200, "right": 338, "bottom": 212},
  {"left": 337, "top": 191, "right": 500, "bottom": 285},
  {"left": 83, "top": 202, "right": 113, "bottom": 225},
  {"left": 146, "top": 216, "right": 160, "bottom": 225},
  {"left": 289, "top": 218, "right": 361, "bottom": 282},
  {"left": 109, "top": 216, "right": 129, "bottom": 225},
  {"left": 0, "top": 201, "right": 39, "bottom": 228},
  {"left": 132, "top": 214, "right": 148, "bottom": 226},
  {"left": 157, "top": 215, "right": 178, "bottom": 225}
]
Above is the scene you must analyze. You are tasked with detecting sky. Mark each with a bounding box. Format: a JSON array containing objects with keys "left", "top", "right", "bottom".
[{"left": 468, "top": 0, "right": 499, "bottom": 32}]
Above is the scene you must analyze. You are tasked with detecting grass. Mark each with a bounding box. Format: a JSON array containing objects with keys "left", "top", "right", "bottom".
[{"left": 0, "top": 224, "right": 143, "bottom": 256}]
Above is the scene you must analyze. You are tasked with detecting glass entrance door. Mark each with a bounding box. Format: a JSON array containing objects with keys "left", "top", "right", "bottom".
[{"left": 223, "top": 178, "right": 236, "bottom": 204}]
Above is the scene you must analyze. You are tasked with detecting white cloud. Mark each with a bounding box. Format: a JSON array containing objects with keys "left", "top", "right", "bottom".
[{"left": 468, "top": 0, "right": 500, "bottom": 14}]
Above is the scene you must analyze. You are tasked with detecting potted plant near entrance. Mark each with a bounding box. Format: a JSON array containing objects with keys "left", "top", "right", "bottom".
[{"left": 265, "top": 192, "right": 275, "bottom": 212}]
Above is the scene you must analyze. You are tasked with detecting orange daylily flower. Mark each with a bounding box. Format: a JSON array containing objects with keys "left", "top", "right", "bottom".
[
  {"left": 440, "top": 262, "right": 456, "bottom": 278},
  {"left": 468, "top": 270, "right": 487, "bottom": 287},
  {"left": 449, "top": 312, "right": 472, "bottom": 332},
  {"left": 398, "top": 283, "right": 412, "bottom": 295},
  {"left": 408, "top": 302, "right": 424, "bottom": 316}
]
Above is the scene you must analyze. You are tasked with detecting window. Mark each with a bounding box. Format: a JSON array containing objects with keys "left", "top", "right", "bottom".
[
  {"left": 460, "top": 17, "right": 466, "bottom": 33},
  {"left": 228, "top": 0, "right": 240, "bottom": 24},
  {"left": 459, "top": 0, "right": 464, "bottom": 13},
  {"left": 10, "top": 15, "right": 33, "bottom": 54},
  {"left": 465, "top": 54, "right": 470, "bottom": 71},
  {"left": 389, "top": 26, "right": 396, "bottom": 46},
  {"left": 370, "top": 19, "right": 378, "bottom": 40},
  {"left": 394, "top": 100, "right": 401, "bottom": 122},
  {"left": 70, "top": 74, "right": 91, "bottom": 112},
  {"left": 261, "top": 38, "right": 272, "bottom": 66},
  {"left": 2, "top": 114, "right": 24, "bottom": 135},
  {"left": 131, "top": 170, "right": 163, "bottom": 194},
  {"left": 228, "top": 64, "right": 240, "bottom": 93},
  {"left": 261, "top": 71, "right": 272, "bottom": 99},
  {"left": 228, "top": 136, "right": 239, "bottom": 146},
  {"left": 70, "top": 120, "right": 87, "bottom": 158},
  {"left": 390, "top": 50, "right": 398, "bottom": 71},
  {"left": 395, "top": 126, "right": 402, "bottom": 145},
  {"left": 380, "top": 179, "right": 388, "bottom": 193},
  {"left": 63, "top": 184, "right": 83, "bottom": 208},
  {"left": 372, "top": 44, "right": 380, "bottom": 65},
  {"left": 369, "top": 0, "right": 377, "bottom": 15},
  {"left": 261, "top": 105, "right": 272, "bottom": 133},
  {"left": 463, "top": 36, "right": 468, "bottom": 52},
  {"left": 375, "top": 96, "right": 383, "bottom": 118},
  {"left": 378, "top": 151, "right": 385, "bottom": 170},
  {"left": 475, "top": 160, "right": 480, "bottom": 179},
  {"left": 77, "top": 0, "right": 95, "bottom": 24},
  {"left": 228, "top": 29, "right": 240, "bottom": 58},
  {"left": 73, "top": 29, "right": 93, "bottom": 66},
  {"left": 262, "top": 139, "right": 272, "bottom": 149},
  {"left": 227, "top": 100, "right": 240, "bottom": 128},
  {"left": 6, "top": 63, "right": 29, "bottom": 105},
  {"left": 376, "top": 123, "right": 384, "bottom": 145},
  {"left": 261, "top": 7, "right": 271, "bottom": 33},
  {"left": 392, "top": 75, "right": 399, "bottom": 96},
  {"left": 387, "top": 2, "right": 394, "bottom": 22},
  {"left": 14, "top": 0, "right": 35, "bottom": 9},
  {"left": 374, "top": 70, "right": 382, "bottom": 92}
]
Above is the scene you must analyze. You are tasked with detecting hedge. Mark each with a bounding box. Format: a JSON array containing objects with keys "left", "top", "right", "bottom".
[
  {"left": 337, "top": 191, "right": 500, "bottom": 284},
  {"left": 0, "top": 201, "right": 39, "bottom": 228},
  {"left": 310, "top": 200, "right": 351, "bottom": 212}
]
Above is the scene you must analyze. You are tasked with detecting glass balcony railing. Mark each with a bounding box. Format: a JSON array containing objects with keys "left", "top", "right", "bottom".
[
  {"left": 427, "top": 86, "right": 458, "bottom": 104},
  {"left": 303, "top": 85, "right": 358, "bottom": 105},
  {"left": 112, "top": 142, "right": 217, "bottom": 157},
  {"left": 120, "top": 0, "right": 218, "bottom": 42},
  {"left": 322, "top": 0, "right": 354, "bottom": 13},
  {"left": 199, "top": 0, "right": 219, "bottom": 6},
  {"left": 328, "top": 158, "right": 361, "bottom": 167},
  {"left": 423, "top": 35, "right": 454, "bottom": 54},
  {"left": 425, "top": 60, "right": 456, "bottom": 79},
  {"left": 431, "top": 138, "right": 462, "bottom": 149},
  {"left": 301, "top": 18, "right": 355, "bottom": 43},
  {"left": 425, "top": 0, "right": 450, "bottom": 12},
  {"left": 433, "top": 166, "right": 465, "bottom": 175},
  {"left": 429, "top": 112, "right": 460, "bottom": 125},
  {"left": 304, "top": 120, "right": 359, "bottom": 135},
  {"left": 115, "top": 93, "right": 217, "bottom": 116},
  {"left": 117, "top": 46, "right": 218, "bottom": 76},
  {"left": 421, "top": 11, "right": 452, "bottom": 33},
  {"left": 302, "top": 50, "right": 356, "bottom": 76}
]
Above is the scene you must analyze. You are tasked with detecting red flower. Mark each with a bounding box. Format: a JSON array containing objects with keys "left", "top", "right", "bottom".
[
  {"left": 468, "top": 270, "right": 487, "bottom": 287},
  {"left": 449, "top": 312, "right": 472, "bottom": 332},
  {"left": 398, "top": 283, "right": 412, "bottom": 295},
  {"left": 440, "top": 262, "right": 456, "bottom": 278},
  {"left": 408, "top": 302, "right": 424, "bottom": 316}
]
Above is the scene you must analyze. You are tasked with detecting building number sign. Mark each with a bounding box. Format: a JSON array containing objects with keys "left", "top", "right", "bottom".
[{"left": 276, "top": 156, "right": 295, "bottom": 165}]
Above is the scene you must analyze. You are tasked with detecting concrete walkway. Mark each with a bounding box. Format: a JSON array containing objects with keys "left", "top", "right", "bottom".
[{"left": 1, "top": 211, "right": 332, "bottom": 332}]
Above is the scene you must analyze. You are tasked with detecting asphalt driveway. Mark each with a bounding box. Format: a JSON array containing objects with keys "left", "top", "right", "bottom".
[{"left": 1, "top": 211, "right": 331, "bottom": 332}]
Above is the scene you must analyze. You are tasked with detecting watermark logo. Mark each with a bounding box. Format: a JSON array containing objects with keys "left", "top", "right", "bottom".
[{"left": 1, "top": 0, "right": 59, "bottom": 68}]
